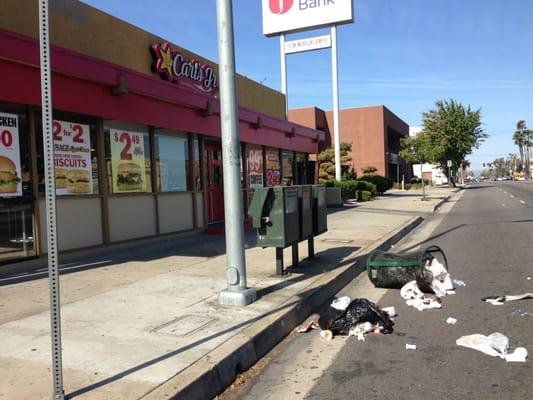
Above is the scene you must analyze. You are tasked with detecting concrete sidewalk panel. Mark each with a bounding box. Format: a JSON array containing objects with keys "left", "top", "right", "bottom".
[{"left": 142, "top": 215, "right": 423, "bottom": 400}]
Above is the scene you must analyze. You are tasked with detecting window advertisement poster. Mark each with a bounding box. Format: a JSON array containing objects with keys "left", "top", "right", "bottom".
[
  {"left": 158, "top": 135, "right": 187, "bottom": 192},
  {"left": 53, "top": 120, "right": 93, "bottom": 195},
  {"left": 247, "top": 148, "right": 264, "bottom": 188},
  {"left": 0, "top": 112, "right": 22, "bottom": 197},
  {"left": 266, "top": 149, "right": 281, "bottom": 186},
  {"left": 110, "top": 129, "right": 147, "bottom": 192}
]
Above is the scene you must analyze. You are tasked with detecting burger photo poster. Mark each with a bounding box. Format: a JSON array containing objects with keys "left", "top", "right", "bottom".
[
  {"left": 53, "top": 120, "right": 93, "bottom": 195},
  {"left": 0, "top": 112, "right": 23, "bottom": 197},
  {"left": 110, "top": 129, "right": 147, "bottom": 193}
]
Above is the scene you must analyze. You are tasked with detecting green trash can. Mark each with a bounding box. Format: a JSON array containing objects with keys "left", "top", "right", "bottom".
[
  {"left": 297, "top": 185, "right": 313, "bottom": 240},
  {"left": 367, "top": 245, "right": 448, "bottom": 289}
]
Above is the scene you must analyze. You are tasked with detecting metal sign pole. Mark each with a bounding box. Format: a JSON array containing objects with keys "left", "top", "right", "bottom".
[
  {"left": 216, "top": 0, "right": 256, "bottom": 307},
  {"left": 38, "top": 1, "right": 65, "bottom": 399},
  {"left": 280, "top": 33, "right": 288, "bottom": 118},
  {"left": 331, "top": 25, "right": 341, "bottom": 181}
]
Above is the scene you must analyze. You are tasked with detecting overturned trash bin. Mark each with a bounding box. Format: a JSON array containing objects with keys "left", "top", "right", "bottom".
[{"left": 367, "top": 245, "right": 448, "bottom": 289}]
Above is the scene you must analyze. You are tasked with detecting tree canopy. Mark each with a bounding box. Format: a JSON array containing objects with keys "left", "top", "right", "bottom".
[{"left": 401, "top": 99, "right": 487, "bottom": 178}]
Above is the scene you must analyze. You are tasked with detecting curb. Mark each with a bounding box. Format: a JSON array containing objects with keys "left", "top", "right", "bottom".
[
  {"left": 431, "top": 195, "right": 450, "bottom": 212},
  {"left": 141, "top": 215, "right": 424, "bottom": 400}
]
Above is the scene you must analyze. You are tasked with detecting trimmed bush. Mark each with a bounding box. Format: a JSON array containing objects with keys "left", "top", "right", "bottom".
[
  {"left": 335, "top": 179, "right": 358, "bottom": 199},
  {"left": 356, "top": 180, "right": 377, "bottom": 196},
  {"left": 357, "top": 190, "right": 373, "bottom": 202},
  {"left": 358, "top": 175, "right": 394, "bottom": 194}
]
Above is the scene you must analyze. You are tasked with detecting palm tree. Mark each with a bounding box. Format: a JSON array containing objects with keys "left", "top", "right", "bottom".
[{"left": 513, "top": 120, "right": 526, "bottom": 175}]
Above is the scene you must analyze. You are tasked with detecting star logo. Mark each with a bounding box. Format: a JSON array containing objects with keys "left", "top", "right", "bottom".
[{"left": 151, "top": 42, "right": 175, "bottom": 81}]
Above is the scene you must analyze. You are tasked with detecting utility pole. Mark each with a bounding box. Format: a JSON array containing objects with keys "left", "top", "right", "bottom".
[{"left": 215, "top": 0, "right": 256, "bottom": 307}]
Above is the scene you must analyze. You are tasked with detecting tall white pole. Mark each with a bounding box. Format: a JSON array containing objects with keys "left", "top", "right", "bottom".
[
  {"left": 331, "top": 25, "right": 341, "bottom": 181},
  {"left": 38, "top": 1, "right": 64, "bottom": 399},
  {"left": 216, "top": 0, "right": 256, "bottom": 307},
  {"left": 280, "top": 33, "right": 288, "bottom": 118}
]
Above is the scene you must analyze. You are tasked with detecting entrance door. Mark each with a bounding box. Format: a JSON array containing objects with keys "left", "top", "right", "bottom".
[{"left": 205, "top": 142, "right": 224, "bottom": 223}]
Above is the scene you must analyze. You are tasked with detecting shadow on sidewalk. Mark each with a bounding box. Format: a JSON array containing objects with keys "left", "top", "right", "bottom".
[
  {"left": 0, "top": 231, "right": 259, "bottom": 286},
  {"left": 65, "top": 249, "right": 360, "bottom": 399}
]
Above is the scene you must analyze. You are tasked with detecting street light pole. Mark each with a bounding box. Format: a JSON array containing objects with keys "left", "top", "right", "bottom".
[{"left": 215, "top": 0, "right": 256, "bottom": 307}]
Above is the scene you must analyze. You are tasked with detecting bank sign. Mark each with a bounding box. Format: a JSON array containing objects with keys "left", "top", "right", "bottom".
[
  {"left": 151, "top": 42, "right": 218, "bottom": 95},
  {"left": 262, "top": 0, "right": 354, "bottom": 36}
]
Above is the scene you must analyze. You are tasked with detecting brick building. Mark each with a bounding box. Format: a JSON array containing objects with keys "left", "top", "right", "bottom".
[{"left": 289, "top": 105, "right": 411, "bottom": 182}]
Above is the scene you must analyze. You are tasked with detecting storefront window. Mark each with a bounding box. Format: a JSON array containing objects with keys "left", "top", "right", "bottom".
[
  {"left": 104, "top": 121, "right": 151, "bottom": 193},
  {"left": 265, "top": 148, "right": 281, "bottom": 186},
  {"left": 246, "top": 146, "right": 264, "bottom": 188},
  {"left": 36, "top": 110, "right": 98, "bottom": 195},
  {"left": 154, "top": 131, "right": 190, "bottom": 192},
  {"left": 0, "top": 102, "right": 35, "bottom": 262},
  {"left": 282, "top": 150, "right": 294, "bottom": 185},
  {"left": 296, "top": 153, "right": 307, "bottom": 184}
]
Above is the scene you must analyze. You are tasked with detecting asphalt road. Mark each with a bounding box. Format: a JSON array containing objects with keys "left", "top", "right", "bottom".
[{"left": 223, "top": 183, "right": 533, "bottom": 400}]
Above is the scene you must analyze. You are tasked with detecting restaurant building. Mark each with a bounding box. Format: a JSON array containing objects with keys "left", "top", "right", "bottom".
[
  {"left": 289, "top": 105, "right": 410, "bottom": 181},
  {"left": 0, "top": 0, "right": 323, "bottom": 264}
]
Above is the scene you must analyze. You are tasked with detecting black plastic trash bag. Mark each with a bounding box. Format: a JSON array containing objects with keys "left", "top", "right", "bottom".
[{"left": 318, "top": 298, "right": 394, "bottom": 335}]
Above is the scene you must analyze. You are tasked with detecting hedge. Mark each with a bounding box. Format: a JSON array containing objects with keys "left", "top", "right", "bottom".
[
  {"left": 357, "top": 190, "right": 373, "bottom": 202},
  {"left": 355, "top": 180, "right": 377, "bottom": 195},
  {"left": 358, "top": 175, "right": 394, "bottom": 194}
]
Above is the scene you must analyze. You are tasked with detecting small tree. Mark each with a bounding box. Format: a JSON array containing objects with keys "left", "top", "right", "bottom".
[
  {"left": 317, "top": 142, "right": 353, "bottom": 183},
  {"left": 422, "top": 99, "right": 487, "bottom": 187},
  {"left": 400, "top": 133, "right": 438, "bottom": 200}
]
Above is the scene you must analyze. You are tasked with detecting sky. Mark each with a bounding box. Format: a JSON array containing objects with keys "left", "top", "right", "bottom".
[{"left": 81, "top": 0, "right": 533, "bottom": 172}]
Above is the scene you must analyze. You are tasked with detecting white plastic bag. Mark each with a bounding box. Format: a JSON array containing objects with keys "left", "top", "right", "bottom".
[
  {"left": 331, "top": 296, "right": 351, "bottom": 311},
  {"left": 456, "top": 332, "right": 509, "bottom": 359}
]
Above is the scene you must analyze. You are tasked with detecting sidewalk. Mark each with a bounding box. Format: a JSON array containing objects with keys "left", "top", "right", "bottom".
[{"left": 0, "top": 187, "right": 456, "bottom": 400}]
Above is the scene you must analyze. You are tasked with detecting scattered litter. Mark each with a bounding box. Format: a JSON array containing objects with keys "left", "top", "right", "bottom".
[
  {"left": 504, "top": 347, "right": 528, "bottom": 362},
  {"left": 446, "top": 290, "right": 456, "bottom": 295},
  {"left": 320, "top": 329, "right": 333, "bottom": 341},
  {"left": 405, "top": 344, "right": 417, "bottom": 350},
  {"left": 401, "top": 281, "right": 442, "bottom": 311},
  {"left": 512, "top": 308, "right": 530, "bottom": 317},
  {"left": 330, "top": 296, "right": 351, "bottom": 311},
  {"left": 406, "top": 296, "right": 442, "bottom": 311},
  {"left": 456, "top": 332, "right": 509, "bottom": 359},
  {"left": 482, "top": 293, "right": 533, "bottom": 305},
  {"left": 456, "top": 332, "right": 527, "bottom": 362},
  {"left": 454, "top": 279, "right": 466, "bottom": 287},
  {"left": 348, "top": 322, "right": 374, "bottom": 341},
  {"left": 382, "top": 306, "right": 397, "bottom": 318},
  {"left": 527, "top": 277, "right": 532, "bottom": 281},
  {"left": 296, "top": 320, "right": 320, "bottom": 333},
  {"left": 318, "top": 298, "right": 394, "bottom": 339},
  {"left": 426, "top": 258, "right": 454, "bottom": 296},
  {"left": 400, "top": 281, "right": 424, "bottom": 300},
  {"left": 446, "top": 317, "right": 457, "bottom": 325}
]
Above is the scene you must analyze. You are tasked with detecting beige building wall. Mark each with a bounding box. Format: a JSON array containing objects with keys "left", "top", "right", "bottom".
[
  {"left": 39, "top": 197, "right": 103, "bottom": 251},
  {"left": 157, "top": 193, "right": 194, "bottom": 234},
  {"left": 0, "top": 0, "right": 286, "bottom": 119},
  {"left": 108, "top": 196, "right": 156, "bottom": 242}
]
